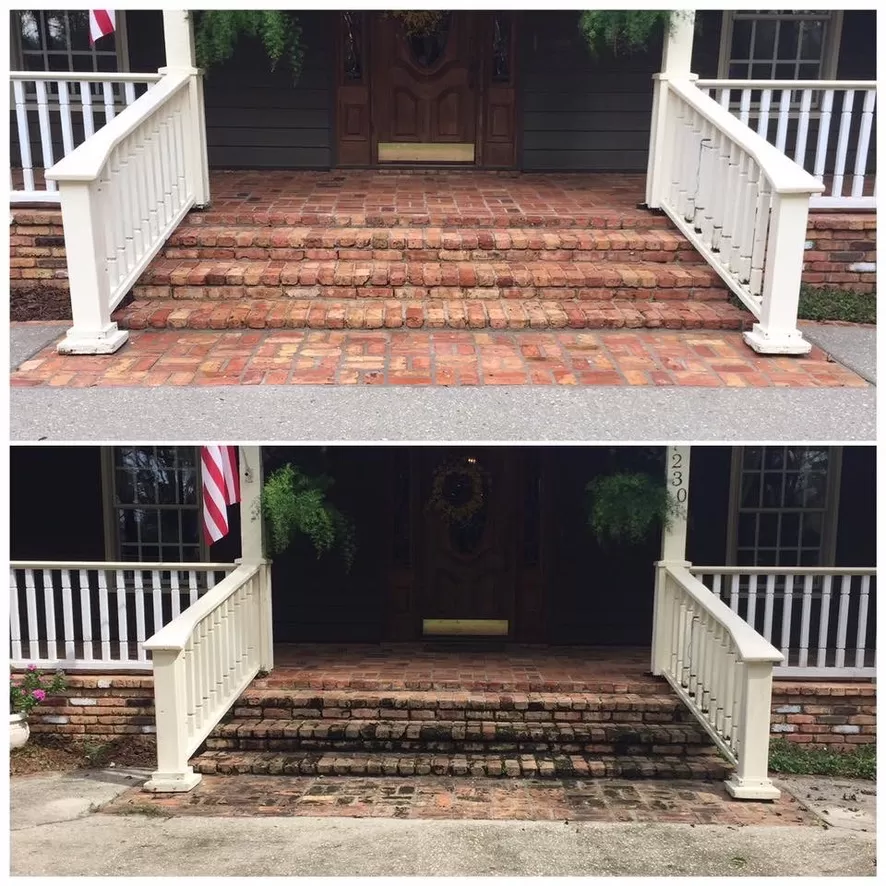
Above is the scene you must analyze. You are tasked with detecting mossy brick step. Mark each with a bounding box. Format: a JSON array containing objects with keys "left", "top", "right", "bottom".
[
  {"left": 134, "top": 259, "right": 726, "bottom": 296},
  {"left": 204, "top": 719, "right": 712, "bottom": 755},
  {"left": 114, "top": 298, "right": 749, "bottom": 333},
  {"left": 190, "top": 749, "right": 730, "bottom": 780},
  {"left": 160, "top": 226, "right": 703, "bottom": 264}
]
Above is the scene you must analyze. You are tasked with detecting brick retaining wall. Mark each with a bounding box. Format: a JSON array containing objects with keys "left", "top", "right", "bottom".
[
  {"left": 23, "top": 673, "right": 876, "bottom": 749},
  {"left": 10, "top": 209, "right": 876, "bottom": 304}
]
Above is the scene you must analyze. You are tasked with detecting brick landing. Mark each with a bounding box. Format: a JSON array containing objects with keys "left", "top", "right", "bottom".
[
  {"left": 11, "top": 329, "right": 867, "bottom": 388},
  {"left": 104, "top": 775, "right": 815, "bottom": 823}
]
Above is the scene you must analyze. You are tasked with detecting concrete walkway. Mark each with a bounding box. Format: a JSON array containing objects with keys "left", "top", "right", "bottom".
[
  {"left": 800, "top": 321, "right": 877, "bottom": 384},
  {"left": 9, "top": 769, "right": 876, "bottom": 877}
]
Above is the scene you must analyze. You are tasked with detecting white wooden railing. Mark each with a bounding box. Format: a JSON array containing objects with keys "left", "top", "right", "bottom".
[
  {"left": 697, "top": 81, "right": 877, "bottom": 210},
  {"left": 10, "top": 72, "right": 162, "bottom": 204},
  {"left": 652, "top": 562, "right": 783, "bottom": 799},
  {"left": 143, "top": 561, "right": 273, "bottom": 792},
  {"left": 648, "top": 78, "right": 824, "bottom": 355},
  {"left": 9, "top": 562, "right": 237, "bottom": 671},
  {"left": 45, "top": 67, "right": 209, "bottom": 355},
  {"left": 690, "top": 567, "right": 876, "bottom": 679}
]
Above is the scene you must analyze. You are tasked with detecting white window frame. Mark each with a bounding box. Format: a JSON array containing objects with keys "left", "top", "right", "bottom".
[
  {"left": 726, "top": 446, "right": 842, "bottom": 568},
  {"left": 10, "top": 9, "right": 129, "bottom": 74},
  {"left": 717, "top": 10, "right": 843, "bottom": 82}
]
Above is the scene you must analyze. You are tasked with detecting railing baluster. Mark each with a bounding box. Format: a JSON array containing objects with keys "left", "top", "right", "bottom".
[
  {"left": 79, "top": 569, "right": 94, "bottom": 662},
  {"left": 798, "top": 574, "right": 814, "bottom": 669},
  {"left": 851, "top": 90, "right": 876, "bottom": 198},
  {"left": 10, "top": 570, "right": 24, "bottom": 661},
  {"left": 80, "top": 81, "right": 96, "bottom": 139},
  {"left": 756, "top": 88, "right": 772, "bottom": 139},
  {"left": 34, "top": 80, "right": 56, "bottom": 192},
  {"left": 738, "top": 88, "right": 751, "bottom": 126},
  {"left": 24, "top": 569, "right": 41, "bottom": 660},
  {"left": 124, "top": 81, "right": 137, "bottom": 106},
  {"left": 729, "top": 573, "right": 740, "bottom": 612},
  {"left": 747, "top": 179, "right": 771, "bottom": 297},
  {"left": 834, "top": 574, "right": 851, "bottom": 669},
  {"left": 812, "top": 89, "right": 835, "bottom": 189},
  {"left": 780, "top": 574, "right": 795, "bottom": 667},
  {"left": 762, "top": 573, "right": 775, "bottom": 642},
  {"left": 102, "top": 80, "right": 116, "bottom": 124},
  {"left": 745, "top": 574, "right": 758, "bottom": 631},
  {"left": 97, "top": 569, "right": 111, "bottom": 661},
  {"left": 135, "top": 570, "right": 147, "bottom": 662},
  {"left": 115, "top": 569, "right": 129, "bottom": 662},
  {"left": 57, "top": 80, "right": 75, "bottom": 157},
  {"left": 854, "top": 575, "right": 871, "bottom": 669},
  {"left": 152, "top": 570, "right": 164, "bottom": 641},
  {"left": 793, "top": 89, "right": 813, "bottom": 167},
  {"left": 12, "top": 80, "right": 36, "bottom": 193},
  {"left": 60, "top": 569, "right": 76, "bottom": 661},
  {"left": 817, "top": 575, "right": 833, "bottom": 668},
  {"left": 831, "top": 90, "right": 855, "bottom": 198},
  {"left": 774, "top": 88, "right": 791, "bottom": 153},
  {"left": 189, "top": 569, "right": 199, "bottom": 606},
  {"left": 171, "top": 570, "right": 182, "bottom": 619},
  {"left": 42, "top": 569, "right": 58, "bottom": 661}
]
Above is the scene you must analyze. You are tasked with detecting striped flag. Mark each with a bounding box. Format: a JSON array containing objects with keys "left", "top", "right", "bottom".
[
  {"left": 201, "top": 446, "right": 240, "bottom": 544},
  {"left": 88, "top": 10, "right": 116, "bottom": 45}
]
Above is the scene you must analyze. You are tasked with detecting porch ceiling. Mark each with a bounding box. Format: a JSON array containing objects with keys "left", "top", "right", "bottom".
[
  {"left": 263, "top": 644, "right": 656, "bottom": 692},
  {"left": 198, "top": 170, "right": 648, "bottom": 226}
]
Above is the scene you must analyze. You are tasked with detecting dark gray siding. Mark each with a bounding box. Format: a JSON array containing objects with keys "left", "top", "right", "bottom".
[
  {"left": 519, "top": 11, "right": 663, "bottom": 172},
  {"left": 202, "top": 11, "right": 333, "bottom": 169}
]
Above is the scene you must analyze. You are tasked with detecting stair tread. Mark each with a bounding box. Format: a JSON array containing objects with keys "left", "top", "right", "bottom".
[{"left": 234, "top": 689, "right": 682, "bottom": 703}]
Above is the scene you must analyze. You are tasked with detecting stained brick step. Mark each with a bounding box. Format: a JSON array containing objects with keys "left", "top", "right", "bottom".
[
  {"left": 229, "top": 690, "right": 701, "bottom": 722},
  {"left": 191, "top": 749, "right": 730, "bottom": 780},
  {"left": 115, "top": 298, "right": 748, "bottom": 333},
  {"left": 206, "top": 719, "right": 711, "bottom": 755},
  {"left": 135, "top": 259, "right": 727, "bottom": 297},
  {"left": 161, "top": 226, "right": 704, "bottom": 265}
]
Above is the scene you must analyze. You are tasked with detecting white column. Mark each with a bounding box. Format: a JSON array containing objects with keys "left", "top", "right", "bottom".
[
  {"left": 652, "top": 445, "right": 691, "bottom": 674},
  {"left": 646, "top": 12, "right": 696, "bottom": 208},
  {"left": 160, "top": 10, "right": 210, "bottom": 207},
  {"left": 742, "top": 192, "right": 813, "bottom": 355},
  {"left": 56, "top": 182, "right": 129, "bottom": 355},
  {"left": 238, "top": 446, "right": 274, "bottom": 671}
]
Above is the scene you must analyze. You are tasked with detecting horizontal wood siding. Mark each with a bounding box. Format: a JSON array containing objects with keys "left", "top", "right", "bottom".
[
  {"left": 203, "top": 11, "right": 333, "bottom": 169},
  {"left": 519, "top": 11, "right": 662, "bottom": 172}
]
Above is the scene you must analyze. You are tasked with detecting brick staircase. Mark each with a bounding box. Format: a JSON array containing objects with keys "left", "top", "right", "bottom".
[
  {"left": 114, "top": 173, "right": 749, "bottom": 333},
  {"left": 190, "top": 672, "right": 730, "bottom": 781}
]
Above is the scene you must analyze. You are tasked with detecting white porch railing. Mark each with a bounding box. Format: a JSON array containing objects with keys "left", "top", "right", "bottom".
[
  {"left": 652, "top": 562, "right": 783, "bottom": 800},
  {"left": 648, "top": 77, "right": 824, "bottom": 355},
  {"left": 142, "top": 561, "right": 273, "bottom": 792},
  {"left": 10, "top": 72, "right": 162, "bottom": 204},
  {"left": 44, "top": 67, "right": 210, "bottom": 355},
  {"left": 697, "top": 81, "right": 877, "bottom": 210},
  {"left": 690, "top": 567, "right": 876, "bottom": 679},
  {"left": 9, "top": 562, "right": 237, "bottom": 671}
]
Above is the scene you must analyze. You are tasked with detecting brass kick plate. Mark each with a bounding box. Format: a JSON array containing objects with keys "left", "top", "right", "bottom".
[
  {"left": 422, "top": 618, "right": 509, "bottom": 636},
  {"left": 378, "top": 142, "right": 475, "bottom": 163}
]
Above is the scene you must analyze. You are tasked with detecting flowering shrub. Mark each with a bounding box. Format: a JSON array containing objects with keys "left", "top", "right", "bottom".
[{"left": 10, "top": 665, "right": 66, "bottom": 717}]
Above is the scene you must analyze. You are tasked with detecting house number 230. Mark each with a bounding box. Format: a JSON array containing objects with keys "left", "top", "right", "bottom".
[{"left": 669, "top": 448, "right": 688, "bottom": 504}]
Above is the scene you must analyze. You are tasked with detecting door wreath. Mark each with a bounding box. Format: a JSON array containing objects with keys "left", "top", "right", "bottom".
[{"left": 427, "top": 457, "right": 489, "bottom": 526}]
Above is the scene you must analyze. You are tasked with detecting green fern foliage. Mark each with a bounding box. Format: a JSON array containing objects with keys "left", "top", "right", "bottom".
[
  {"left": 194, "top": 11, "right": 303, "bottom": 81},
  {"left": 586, "top": 472, "right": 682, "bottom": 545},
  {"left": 261, "top": 464, "right": 356, "bottom": 570},
  {"left": 578, "top": 10, "right": 674, "bottom": 56}
]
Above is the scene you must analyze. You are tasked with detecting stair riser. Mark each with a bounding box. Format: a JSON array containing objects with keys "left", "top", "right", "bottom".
[
  {"left": 227, "top": 709, "right": 700, "bottom": 724},
  {"left": 192, "top": 755, "right": 729, "bottom": 780}
]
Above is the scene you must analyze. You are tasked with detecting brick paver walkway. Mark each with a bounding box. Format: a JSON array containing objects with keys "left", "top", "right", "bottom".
[
  {"left": 11, "top": 329, "right": 866, "bottom": 388},
  {"left": 104, "top": 775, "right": 815, "bottom": 824}
]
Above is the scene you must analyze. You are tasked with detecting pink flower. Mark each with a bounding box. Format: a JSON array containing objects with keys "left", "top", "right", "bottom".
[
  {"left": 27, "top": 664, "right": 37, "bottom": 671},
  {"left": 31, "top": 689, "right": 46, "bottom": 701}
]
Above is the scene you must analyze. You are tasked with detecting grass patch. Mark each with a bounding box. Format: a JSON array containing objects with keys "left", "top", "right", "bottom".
[
  {"left": 798, "top": 286, "right": 876, "bottom": 324},
  {"left": 769, "top": 738, "right": 876, "bottom": 780}
]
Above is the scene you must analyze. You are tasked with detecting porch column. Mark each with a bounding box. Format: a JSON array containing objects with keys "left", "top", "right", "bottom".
[
  {"left": 238, "top": 446, "right": 273, "bottom": 670},
  {"left": 160, "top": 10, "right": 210, "bottom": 206},
  {"left": 645, "top": 12, "right": 696, "bottom": 208},
  {"left": 651, "top": 445, "right": 690, "bottom": 675}
]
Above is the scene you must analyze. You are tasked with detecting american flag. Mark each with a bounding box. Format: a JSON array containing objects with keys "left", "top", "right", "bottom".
[
  {"left": 201, "top": 446, "right": 240, "bottom": 544},
  {"left": 88, "top": 10, "right": 116, "bottom": 45}
]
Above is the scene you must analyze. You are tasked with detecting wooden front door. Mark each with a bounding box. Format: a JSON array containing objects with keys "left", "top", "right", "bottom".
[{"left": 418, "top": 450, "right": 517, "bottom": 636}]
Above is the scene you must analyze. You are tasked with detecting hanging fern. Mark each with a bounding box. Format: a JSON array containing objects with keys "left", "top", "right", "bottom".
[
  {"left": 194, "top": 11, "right": 303, "bottom": 82},
  {"left": 585, "top": 471, "right": 683, "bottom": 546},
  {"left": 261, "top": 464, "right": 356, "bottom": 570},
  {"left": 578, "top": 10, "right": 685, "bottom": 57}
]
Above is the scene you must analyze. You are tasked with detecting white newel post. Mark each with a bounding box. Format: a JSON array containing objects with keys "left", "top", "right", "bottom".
[
  {"left": 742, "top": 191, "right": 813, "bottom": 355},
  {"left": 646, "top": 11, "right": 696, "bottom": 208},
  {"left": 161, "top": 10, "right": 210, "bottom": 207},
  {"left": 55, "top": 183, "right": 129, "bottom": 355},
  {"left": 238, "top": 446, "right": 273, "bottom": 671},
  {"left": 652, "top": 445, "right": 691, "bottom": 675},
  {"left": 726, "top": 660, "right": 781, "bottom": 800},
  {"left": 144, "top": 649, "right": 201, "bottom": 792}
]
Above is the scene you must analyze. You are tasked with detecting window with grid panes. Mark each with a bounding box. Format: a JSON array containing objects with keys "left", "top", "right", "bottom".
[
  {"left": 734, "top": 446, "right": 835, "bottom": 567},
  {"left": 113, "top": 447, "right": 202, "bottom": 563},
  {"left": 15, "top": 10, "right": 123, "bottom": 74},
  {"left": 721, "top": 11, "right": 838, "bottom": 82}
]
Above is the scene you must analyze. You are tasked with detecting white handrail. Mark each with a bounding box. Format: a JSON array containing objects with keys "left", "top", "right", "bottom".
[
  {"left": 697, "top": 79, "right": 876, "bottom": 91},
  {"left": 652, "top": 562, "right": 783, "bottom": 800},
  {"left": 143, "top": 561, "right": 273, "bottom": 793},
  {"left": 11, "top": 71, "right": 163, "bottom": 84}
]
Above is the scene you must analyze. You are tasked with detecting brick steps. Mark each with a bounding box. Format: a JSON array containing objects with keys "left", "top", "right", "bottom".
[
  {"left": 191, "top": 749, "right": 730, "bottom": 780},
  {"left": 116, "top": 297, "right": 748, "bottom": 332},
  {"left": 136, "top": 259, "right": 726, "bottom": 296},
  {"left": 162, "top": 226, "right": 703, "bottom": 264}
]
